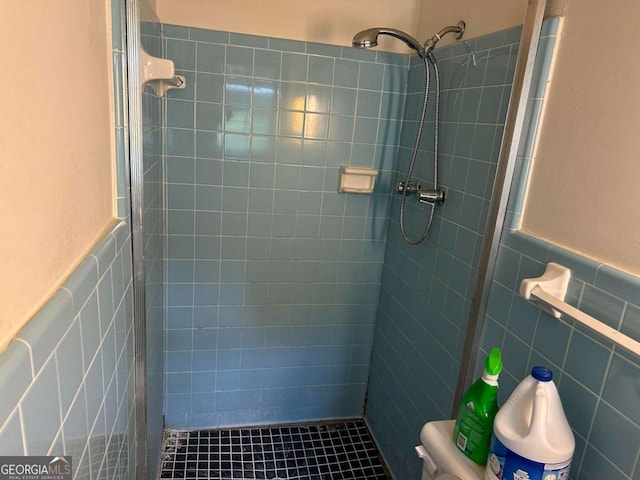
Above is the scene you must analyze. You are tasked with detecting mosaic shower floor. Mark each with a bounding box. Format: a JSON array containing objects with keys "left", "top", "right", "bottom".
[{"left": 159, "top": 419, "right": 391, "bottom": 479}]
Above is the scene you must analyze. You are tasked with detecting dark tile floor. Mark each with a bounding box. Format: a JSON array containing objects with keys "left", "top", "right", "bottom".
[{"left": 159, "top": 419, "right": 391, "bottom": 479}]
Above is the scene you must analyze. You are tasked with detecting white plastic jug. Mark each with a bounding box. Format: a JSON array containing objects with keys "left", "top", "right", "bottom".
[{"left": 485, "top": 366, "right": 574, "bottom": 480}]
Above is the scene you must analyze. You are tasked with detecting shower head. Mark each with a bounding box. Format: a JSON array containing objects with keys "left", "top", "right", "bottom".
[
  {"left": 352, "top": 28, "right": 427, "bottom": 58},
  {"left": 352, "top": 21, "right": 466, "bottom": 58}
]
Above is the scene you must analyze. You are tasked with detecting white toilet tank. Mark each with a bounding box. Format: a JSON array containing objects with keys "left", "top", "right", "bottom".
[{"left": 416, "top": 420, "right": 485, "bottom": 480}]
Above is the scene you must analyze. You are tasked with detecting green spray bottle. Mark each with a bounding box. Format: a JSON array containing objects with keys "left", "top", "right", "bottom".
[{"left": 452, "top": 347, "right": 502, "bottom": 465}]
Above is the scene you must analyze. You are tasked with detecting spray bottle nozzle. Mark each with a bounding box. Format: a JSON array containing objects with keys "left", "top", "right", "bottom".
[{"left": 485, "top": 347, "right": 503, "bottom": 376}]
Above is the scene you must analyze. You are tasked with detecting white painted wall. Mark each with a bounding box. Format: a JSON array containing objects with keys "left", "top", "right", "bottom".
[
  {"left": 156, "top": 0, "right": 422, "bottom": 54},
  {"left": 155, "top": 0, "right": 570, "bottom": 51},
  {"left": 0, "top": 0, "right": 114, "bottom": 350},
  {"left": 521, "top": 0, "right": 640, "bottom": 274},
  {"left": 417, "top": 0, "right": 525, "bottom": 48}
]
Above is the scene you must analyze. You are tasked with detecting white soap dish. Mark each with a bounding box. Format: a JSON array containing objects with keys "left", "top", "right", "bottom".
[{"left": 338, "top": 166, "right": 378, "bottom": 194}]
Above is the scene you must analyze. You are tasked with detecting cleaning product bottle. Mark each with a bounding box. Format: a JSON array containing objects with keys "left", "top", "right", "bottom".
[
  {"left": 453, "top": 347, "right": 502, "bottom": 465},
  {"left": 485, "top": 366, "right": 574, "bottom": 480}
]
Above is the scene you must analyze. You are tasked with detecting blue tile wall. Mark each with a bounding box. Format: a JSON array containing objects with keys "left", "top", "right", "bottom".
[
  {"left": 0, "top": 221, "right": 135, "bottom": 478},
  {"left": 162, "top": 24, "right": 408, "bottom": 429},
  {"left": 364, "top": 26, "right": 523, "bottom": 479},
  {"left": 478, "top": 17, "right": 640, "bottom": 480},
  {"left": 0, "top": 1, "right": 136, "bottom": 477},
  {"left": 483, "top": 239, "right": 640, "bottom": 480},
  {"left": 140, "top": 0, "right": 165, "bottom": 478}
]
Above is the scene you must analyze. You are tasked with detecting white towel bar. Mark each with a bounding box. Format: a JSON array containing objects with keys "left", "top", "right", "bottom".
[{"left": 520, "top": 263, "right": 640, "bottom": 358}]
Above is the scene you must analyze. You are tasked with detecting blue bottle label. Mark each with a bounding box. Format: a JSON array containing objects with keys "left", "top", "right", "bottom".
[{"left": 486, "top": 434, "right": 571, "bottom": 480}]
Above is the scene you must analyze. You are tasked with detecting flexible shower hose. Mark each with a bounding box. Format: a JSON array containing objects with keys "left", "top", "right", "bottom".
[{"left": 399, "top": 53, "right": 441, "bottom": 245}]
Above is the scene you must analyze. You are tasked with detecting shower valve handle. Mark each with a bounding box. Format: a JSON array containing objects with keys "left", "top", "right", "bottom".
[
  {"left": 417, "top": 187, "right": 446, "bottom": 205},
  {"left": 396, "top": 182, "right": 445, "bottom": 205}
]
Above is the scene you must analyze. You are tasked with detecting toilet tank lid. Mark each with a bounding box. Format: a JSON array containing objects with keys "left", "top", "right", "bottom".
[{"left": 419, "top": 420, "right": 485, "bottom": 479}]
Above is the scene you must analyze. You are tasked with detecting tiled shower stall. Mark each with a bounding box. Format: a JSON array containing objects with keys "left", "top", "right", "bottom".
[
  {"left": 153, "top": 12, "right": 640, "bottom": 479},
  {"left": 158, "top": 17, "right": 521, "bottom": 479}
]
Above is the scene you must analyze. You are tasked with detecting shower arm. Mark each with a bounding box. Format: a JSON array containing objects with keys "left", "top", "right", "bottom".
[{"left": 423, "top": 21, "right": 466, "bottom": 55}]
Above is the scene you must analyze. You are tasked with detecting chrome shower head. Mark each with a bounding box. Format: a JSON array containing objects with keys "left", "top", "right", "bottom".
[
  {"left": 352, "top": 27, "right": 426, "bottom": 58},
  {"left": 352, "top": 21, "right": 466, "bottom": 58}
]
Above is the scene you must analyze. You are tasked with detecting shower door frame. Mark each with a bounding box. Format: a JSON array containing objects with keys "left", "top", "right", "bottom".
[
  {"left": 124, "top": 0, "right": 149, "bottom": 478},
  {"left": 453, "top": 0, "right": 548, "bottom": 413}
]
